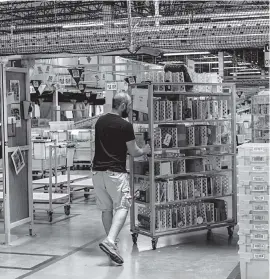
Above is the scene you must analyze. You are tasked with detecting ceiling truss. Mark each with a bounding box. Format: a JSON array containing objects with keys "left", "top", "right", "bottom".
[{"left": 0, "top": 0, "right": 268, "bottom": 56}]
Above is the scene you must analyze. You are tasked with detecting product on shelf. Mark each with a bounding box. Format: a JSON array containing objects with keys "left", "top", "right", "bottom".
[{"left": 137, "top": 200, "right": 228, "bottom": 232}]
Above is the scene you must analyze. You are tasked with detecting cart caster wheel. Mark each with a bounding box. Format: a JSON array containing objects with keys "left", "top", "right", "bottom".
[
  {"left": 70, "top": 194, "right": 73, "bottom": 203},
  {"left": 132, "top": 233, "right": 138, "bottom": 245},
  {"left": 44, "top": 186, "right": 48, "bottom": 192},
  {"left": 207, "top": 229, "right": 212, "bottom": 240},
  {"left": 152, "top": 238, "right": 158, "bottom": 250},
  {"left": 84, "top": 188, "right": 90, "bottom": 199},
  {"left": 48, "top": 212, "right": 53, "bottom": 222},
  {"left": 29, "top": 228, "right": 33, "bottom": 236},
  {"left": 64, "top": 205, "right": 71, "bottom": 216},
  {"left": 227, "top": 226, "right": 234, "bottom": 238}
]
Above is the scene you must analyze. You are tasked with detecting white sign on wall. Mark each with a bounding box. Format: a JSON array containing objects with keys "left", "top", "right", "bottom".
[{"left": 106, "top": 82, "right": 117, "bottom": 91}]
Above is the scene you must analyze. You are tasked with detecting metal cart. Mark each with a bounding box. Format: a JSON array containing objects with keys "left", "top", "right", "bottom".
[
  {"left": 32, "top": 144, "right": 75, "bottom": 223},
  {"left": 129, "top": 81, "right": 237, "bottom": 250}
]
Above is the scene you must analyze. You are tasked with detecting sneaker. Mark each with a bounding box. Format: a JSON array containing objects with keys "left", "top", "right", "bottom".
[{"left": 99, "top": 239, "right": 124, "bottom": 265}]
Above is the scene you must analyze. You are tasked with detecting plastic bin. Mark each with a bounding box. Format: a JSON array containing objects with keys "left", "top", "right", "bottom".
[
  {"left": 238, "top": 212, "right": 269, "bottom": 222},
  {"left": 49, "top": 121, "right": 74, "bottom": 131},
  {"left": 238, "top": 222, "right": 269, "bottom": 232},
  {"left": 238, "top": 232, "right": 270, "bottom": 245},
  {"left": 238, "top": 171, "right": 270, "bottom": 185},
  {"left": 237, "top": 143, "right": 270, "bottom": 157},
  {"left": 239, "top": 255, "right": 269, "bottom": 279},
  {"left": 237, "top": 165, "right": 269, "bottom": 173},
  {"left": 237, "top": 156, "right": 270, "bottom": 167},
  {"left": 238, "top": 243, "right": 269, "bottom": 253},
  {"left": 238, "top": 183, "right": 269, "bottom": 195}
]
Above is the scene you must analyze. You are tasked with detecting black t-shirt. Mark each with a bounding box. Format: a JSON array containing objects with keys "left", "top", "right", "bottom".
[{"left": 92, "top": 113, "right": 135, "bottom": 172}]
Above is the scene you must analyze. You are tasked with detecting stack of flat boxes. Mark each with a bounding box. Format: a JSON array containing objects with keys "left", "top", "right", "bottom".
[{"left": 237, "top": 143, "right": 270, "bottom": 279}]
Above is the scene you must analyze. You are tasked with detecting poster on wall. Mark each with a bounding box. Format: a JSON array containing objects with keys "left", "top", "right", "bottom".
[
  {"left": 7, "top": 91, "right": 15, "bottom": 105},
  {"left": 10, "top": 80, "right": 20, "bottom": 102},
  {"left": 11, "top": 147, "right": 25, "bottom": 175},
  {"left": 11, "top": 103, "right": 21, "bottom": 127}
]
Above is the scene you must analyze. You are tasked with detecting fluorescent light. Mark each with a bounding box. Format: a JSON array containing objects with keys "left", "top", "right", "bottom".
[
  {"left": 163, "top": 51, "right": 210, "bottom": 56},
  {"left": 62, "top": 23, "right": 104, "bottom": 29},
  {"left": 230, "top": 72, "right": 261, "bottom": 75},
  {"left": 212, "top": 66, "right": 248, "bottom": 70},
  {"left": 194, "top": 61, "right": 232, "bottom": 64},
  {"left": 159, "top": 61, "right": 185, "bottom": 64}
]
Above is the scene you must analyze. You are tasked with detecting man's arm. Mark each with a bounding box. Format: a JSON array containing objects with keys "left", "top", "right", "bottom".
[{"left": 126, "top": 140, "right": 151, "bottom": 157}]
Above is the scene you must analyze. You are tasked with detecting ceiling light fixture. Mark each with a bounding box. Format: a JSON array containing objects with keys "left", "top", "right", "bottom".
[
  {"left": 62, "top": 23, "right": 104, "bottom": 29},
  {"left": 163, "top": 51, "right": 210, "bottom": 56}
]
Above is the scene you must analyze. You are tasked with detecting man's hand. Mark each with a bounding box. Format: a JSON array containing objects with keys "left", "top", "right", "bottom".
[{"left": 142, "top": 144, "right": 151, "bottom": 155}]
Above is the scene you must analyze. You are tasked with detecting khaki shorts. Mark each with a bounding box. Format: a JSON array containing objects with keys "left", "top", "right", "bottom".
[{"left": 92, "top": 170, "right": 131, "bottom": 211}]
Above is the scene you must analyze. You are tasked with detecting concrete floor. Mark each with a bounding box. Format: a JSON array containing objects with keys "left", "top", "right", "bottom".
[{"left": 0, "top": 194, "right": 240, "bottom": 279}]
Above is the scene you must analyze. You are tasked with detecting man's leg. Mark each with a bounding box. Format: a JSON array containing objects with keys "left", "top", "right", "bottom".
[
  {"left": 106, "top": 208, "right": 128, "bottom": 244},
  {"left": 102, "top": 210, "right": 113, "bottom": 236},
  {"left": 92, "top": 171, "right": 114, "bottom": 236}
]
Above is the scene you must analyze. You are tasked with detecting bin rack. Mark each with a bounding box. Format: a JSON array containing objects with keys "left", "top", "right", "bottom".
[
  {"left": 32, "top": 144, "right": 75, "bottom": 223},
  {"left": 237, "top": 143, "right": 270, "bottom": 279},
  {"left": 129, "top": 82, "right": 237, "bottom": 250}
]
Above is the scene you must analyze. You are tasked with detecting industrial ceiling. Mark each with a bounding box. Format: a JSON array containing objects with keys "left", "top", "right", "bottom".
[{"left": 0, "top": 0, "right": 269, "bottom": 56}]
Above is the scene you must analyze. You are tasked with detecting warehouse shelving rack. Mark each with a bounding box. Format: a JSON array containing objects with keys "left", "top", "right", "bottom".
[{"left": 129, "top": 82, "right": 237, "bottom": 250}]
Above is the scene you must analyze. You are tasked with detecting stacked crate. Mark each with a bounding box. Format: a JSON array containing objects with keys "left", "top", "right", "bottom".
[{"left": 237, "top": 143, "right": 270, "bottom": 279}]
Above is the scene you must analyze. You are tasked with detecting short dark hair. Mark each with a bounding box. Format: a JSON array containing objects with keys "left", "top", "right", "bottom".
[{"left": 112, "top": 93, "right": 131, "bottom": 109}]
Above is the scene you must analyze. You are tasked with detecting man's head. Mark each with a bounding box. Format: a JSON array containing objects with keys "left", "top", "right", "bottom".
[{"left": 112, "top": 92, "right": 132, "bottom": 118}]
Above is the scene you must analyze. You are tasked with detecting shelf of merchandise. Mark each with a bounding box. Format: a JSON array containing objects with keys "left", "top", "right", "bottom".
[
  {"left": 251, "top": 94, "right": 269, "bottom": 143},
  {"left": 129, "top": 82, "right": 237, "bottom": 250}
]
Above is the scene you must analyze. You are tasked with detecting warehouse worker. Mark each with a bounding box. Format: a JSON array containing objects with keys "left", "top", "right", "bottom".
[{"left": 92, "top": 92, "right": 151, "bottom": 265}]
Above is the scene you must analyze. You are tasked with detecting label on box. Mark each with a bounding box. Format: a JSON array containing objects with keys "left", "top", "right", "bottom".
[
  {"left": 253, "top": 215, "right": 265, "bottom": 221},
  {"left": 253, "top": 244, "right": 266, "bottom": 250},
  {"left": 252, "top": 233, "right": 266, "bottom": 240},
  {"left": 253, "top": 176, "right": 264, "bottom": 182},
  {"left": 253, "top": 224, "right": 268, "bottom": 231},
  {"left": 252, "top": 184, "right": 266, "bottom": 191},
  {"left": 252, "top": 156, "right": 265, "bottom": 162},
  {"left": 254, "top": 254, "right": 265, "bottom": 260},
  {"left": 253, "top": 166, "right": 265, "bottom": 171},
  {"left": 253, "top": 147, "right": 264, "bottom": 152},
  {"left": 163, "top": 134, "right": 172, "bottom": 146},
  {"left": 253, "top": 196, "right": 265, "bottom": 201},
  {"left": 254, "top": 204, "right": 267, "bottom": 211}
]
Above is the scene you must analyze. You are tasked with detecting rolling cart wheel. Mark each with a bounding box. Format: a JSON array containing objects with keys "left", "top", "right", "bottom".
[
  {"left": 152, "top": 238, "right": 158, "bottom": 250},
  {"left": 48, "top": 211, "right": 53, "bottom": 222},
  {"left": 64, "top": 205, "right": 71, "bottom": 216},
  {"left": 44, "top": 186, "right": 48, "bottom": 192},
  {"left": 227, "top": 226, "right": 234, "bottom": 238},
  {"left": 132, "top": 233, "right": 138, "bottom": 245},
  {"left": 29, "top": 228, "right": 33, "bottom": 236},
  {"left": 70, "top": 194, "right": 73, "bottom": 203},
  {"left": 206, "top": 229, "right": 212, "bottom": 240},
  {"left": 84, "top": 188, "right": 90, "bottom": 199}
]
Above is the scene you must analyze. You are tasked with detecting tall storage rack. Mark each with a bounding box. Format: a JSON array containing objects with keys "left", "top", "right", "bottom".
[{"left": 129, "top": 82, "right": 237, "bottom": 250}]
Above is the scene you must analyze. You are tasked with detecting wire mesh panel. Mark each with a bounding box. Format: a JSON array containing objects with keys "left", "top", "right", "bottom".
[{"left": 0, "top": 1, "right": 269, "bottom": 55}]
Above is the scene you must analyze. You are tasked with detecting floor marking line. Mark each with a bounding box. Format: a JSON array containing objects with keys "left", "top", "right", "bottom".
[{"left": 15, "top": 234, "right": 106, "bottom": 279}]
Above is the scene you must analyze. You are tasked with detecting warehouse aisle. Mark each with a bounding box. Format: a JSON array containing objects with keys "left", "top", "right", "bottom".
[{"left": 0, "top": 198, "right": 239, "bottom": 279}]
